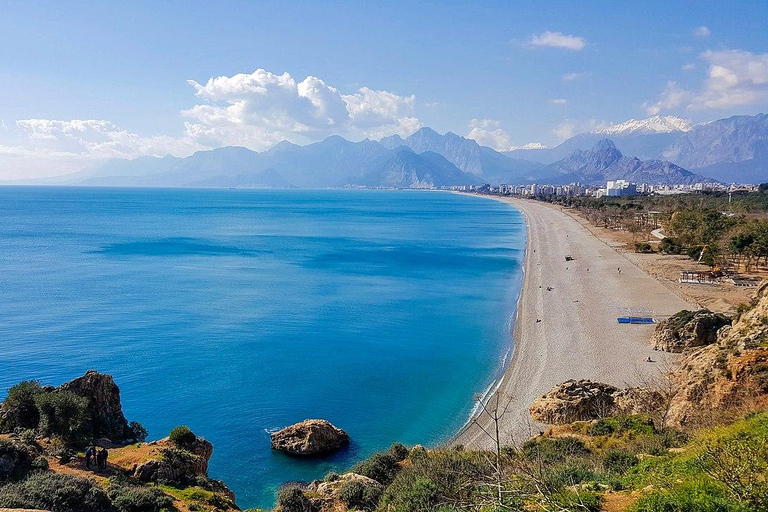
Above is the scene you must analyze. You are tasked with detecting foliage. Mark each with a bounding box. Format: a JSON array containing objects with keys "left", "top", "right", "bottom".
[
  {"left": 522, "top": 436, "right": 589, "bottom": 464},
  {"left": 586, "top": 415, "right": 656, "bottom": 437},
  {"left": 338, "top": 479, "right": 382, "bottom": 511},
  {"left": 33, "top": 390, "right": 88, "bottom": 443},
  {"left": 277, "top": 486, "right": 314, "bottom": 512},
  {"left": 0, "top": 380, "right": 44, "bottom": 432},
  {"left": 635, "top": 242, "right": 654, "bottom": 253},
  {"left": 549, "top": 489, "right": 602, "bottom": 512},
  {"left": 352, "top": 452, "right": 401, "bottom": 485},
  {"left": 388, "top": 442, "right": 410, "bottom": 461},
  {"left": 659, "top": 237, "right": 683, "bottom": 254},
  {"left": 0, "top": 471, "right": 112, "bottom": 512},
  {"left": 603, "top": 449, "right": 639, "bottom": 474},
  {"left": 629, "top": 479, "right": 748, "bottom": 512},
  {"left": 108, "top": 483, "right": 175, "bottom": 512},
  {"left": 323, "top": 471, "right": 339, "bottom": 482},
  {"left": 169, "top": 425, "right": 196, "bottom": 446}
]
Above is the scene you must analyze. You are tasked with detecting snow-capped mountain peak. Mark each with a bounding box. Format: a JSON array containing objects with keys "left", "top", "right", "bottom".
[
  {"left": 509, "top": 142, "right": 549, "bottom": 150},
  {"left": 594, "top": 115, "right": 698, "bottom": 136}
]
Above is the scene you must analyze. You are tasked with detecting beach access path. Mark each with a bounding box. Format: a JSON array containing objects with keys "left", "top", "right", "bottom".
[{"left": 455, "top": 196, "right": 694, "bottom": 448}]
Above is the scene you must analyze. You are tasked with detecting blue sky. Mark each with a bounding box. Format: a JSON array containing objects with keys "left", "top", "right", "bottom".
[{"left": 1, "top": 0, "right": 768, "bottom": 178}]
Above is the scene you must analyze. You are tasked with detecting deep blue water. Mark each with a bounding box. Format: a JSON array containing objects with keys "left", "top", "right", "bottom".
[{"left": 0, "top": 187, "right": 525, "bottom": 508}]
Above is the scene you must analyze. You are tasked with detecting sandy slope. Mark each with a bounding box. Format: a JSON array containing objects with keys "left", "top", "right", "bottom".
[{"left": 455, "top": 197, "right": 694, "bottom": 448}]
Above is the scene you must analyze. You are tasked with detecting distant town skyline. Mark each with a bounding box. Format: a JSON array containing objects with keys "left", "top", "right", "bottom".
[{"left": 1, "top": 0, "right": 768, "bottom": 178}]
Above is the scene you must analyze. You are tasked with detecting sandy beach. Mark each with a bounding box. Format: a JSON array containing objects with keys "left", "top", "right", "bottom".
[{"left": 455, "top": 196, "right": 695, "bottom": 448}]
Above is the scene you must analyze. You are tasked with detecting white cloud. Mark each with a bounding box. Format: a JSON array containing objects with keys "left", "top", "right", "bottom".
[
  {"left": 529, "top": 31, "right": 586, "bottom": 51},
  {"left": 466, "top": 118, "right": 511, "bottom": 151},
  {"left": 694, "top": 26, "right": 711, "bottom": 37},
  {"left": 644, "top": 49, "right": 768, "bottom": 114},
  {"left": 682, "top": 63, "right": 696, "bottom": 71},
  {"left": 549, "top": 98, "right": 568, "bottom": 105},
  {"left": 552, "top": 118, "right": 610, "bottom": 140},
  {"left": 183, "top": 69, "right": 420, "bottom": 149},
  {"left": 562, "top": 71, "right": 591, "bottom": 81}
]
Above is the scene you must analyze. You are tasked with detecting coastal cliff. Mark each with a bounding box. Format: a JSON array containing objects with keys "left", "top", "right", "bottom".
[{"left": 0, "top": 371, "right": 239, "bottom": 512}]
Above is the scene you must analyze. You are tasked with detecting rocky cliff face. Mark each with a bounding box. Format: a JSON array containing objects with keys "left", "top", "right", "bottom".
[
  {"left": 667, "top": 283, "right": 768, "bottom": 426},
  {"left": 651, "top": 309, "right": 732, "bottom": 352},
  {"left": 58, "top": 370, "right": 131, "bottom": 442}
]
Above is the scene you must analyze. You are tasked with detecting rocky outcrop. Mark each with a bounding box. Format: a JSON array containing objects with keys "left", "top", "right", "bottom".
[
  {"left": 304, "top": 472, "right": 384, "bottom": 510},
  {"left": 651, "top": 309, "right": 731, "bottom": 352},
  {"left": 529, "top": 380, "right": 660, "bottom": 425},
  {"left": 271, "top": 419, "right": 350, "bottom": 456},
  {"left": 0, "top": 438, "right": 35, "bottom": 482},
  {"left": 133, "top": 436, "right": 213, "bottom": 487},
  {"left": 667, "top": 282, "right": 768, "bottom": 426},
  {"left": 58, "top": 370, "right": 131, "bottom": 441}
]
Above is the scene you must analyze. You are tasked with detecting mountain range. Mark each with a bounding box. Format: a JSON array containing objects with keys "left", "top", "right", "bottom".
[
  {"left": 508, "top": 113, "right": 768, "bottom": 184},
  {"left": 31, "top": 113, "right": 768, "bottom": 189}
]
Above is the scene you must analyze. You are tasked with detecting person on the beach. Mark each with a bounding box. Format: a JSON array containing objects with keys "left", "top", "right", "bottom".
[
  {"left": 85, "top": 446, "right": 93, "bottom": 469},
  {"left": 618, "top": 267, "right": 621, "bottom": 274}
]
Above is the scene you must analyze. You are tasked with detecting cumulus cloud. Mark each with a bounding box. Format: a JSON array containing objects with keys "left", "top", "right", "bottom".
[
  {"left": 529, "top": 31, "right": 586, "bottom": 51},
  {"left": 644, "top": 49, "right": 768, "bottom": 114},
  {"left": 552, "top": 118, "right": 609, "bottom": 140},
  {"left": 466, "top": 118, "right": 512, "bottom": 151},
  {"left": 694, "top": 26, "right": 711, "bottom": 37},
  {"left": 183, "top": 69, "right": 420, "bottom": 149}
]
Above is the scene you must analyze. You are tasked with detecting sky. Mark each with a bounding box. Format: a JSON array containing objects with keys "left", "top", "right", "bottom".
[{"left": 2, "top": 0, "right": 768, "bottom": 179}]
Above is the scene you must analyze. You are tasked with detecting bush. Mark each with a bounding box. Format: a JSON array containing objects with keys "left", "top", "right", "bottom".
[
  {"left": 34, "top": 390, "right": 88, "bottom": 443},
  {"left": 635, "top": 242, "right": 654, "bottom": 253},
  {"left": 108, "top": 484, "right": 174, "bottom": 512},
  {"left": 129, "top": 421, "right": 148, "bottom": 442},
  {"left": 587, "top": 415, "right": 655, "bottom": 437},
  {"left": 753, "top": 363, "right": 768, "bottom": 393},
  {"left": 388, "top": 442, "right": 410, "bottom": 461},
  {"left": 352, "top": 452, "right": 401, "bottom": 485},
  {"left": 0, "top": 381, "right": 44, "bottom": 432},
  {"left": 522, "top": 436, "right": 589, "bottom": 464},
  {"left": 380, "top": 477, "right": 438, "bottom": 512},
  {"left": 30, "top": 456, "right": 49, "bottom": 471},
  {"left": 339, "top": 479, "right": 382, "bottom": 511},
  {"left": 544, "top": 461, "right": 598, "bottom": 489},
  {"left": 19, "top": 428, "right": 38, "bottom": 446},
  {"left": 603, "top": 449, "right": 639, "bottom": 474},
  {"left": 323, "top": 471, "right": 339, "bottom": 482},
  {"left": 0, "top": 471, "right": 111, "bottom": 512},
  {"left": 169, "top": 425, "right": 197, "bottom": 447},
  {"left": 549, "top": 490, "right": 601, "bottom": 512},
  {"left": 277, "top": 486, "right": 313, "bottom": 512},
  {"left": 629, "top": 479, "right": 747, "bottom": 511}
]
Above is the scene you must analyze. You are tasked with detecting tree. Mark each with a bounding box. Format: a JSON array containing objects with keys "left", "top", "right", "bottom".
[
  {"left": 34, "top": 391, "right": 88, "bottom": 444},
  {"left": 0, "top": 381, "right": 44, "bottom": 432}
]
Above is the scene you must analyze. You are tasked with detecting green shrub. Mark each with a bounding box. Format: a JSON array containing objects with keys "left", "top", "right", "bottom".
[
  {"left": 587, "top": 415, "right": 656, "bottom": 437},
  {"left": 0, "top": 438, "right": 33, "bottom": 481},
  {"left": 0, "top": 471, "right": 111, "bottom": 512},
  {"left": 34, "top": 390, "right": 88, "bottom": 443},
  {"left": 169, "top": 425, "right": 196, "bottom": 446},
  {"left": 108, "top": 484, "right": 174, "bottom": 512},
  {"left": 323, "top": 471, "right": 339, "bottom": 482},
  {"left": 339, "top": 479, "right": 382, "bottom": 511},
  {"left": 388, "top": 442, "right": 409, "bottom": 461},
  {"left": 635, "top": 242, "right": 653, "bottom": 253},
  {"left": 379, "top": 477, "right": 438, "bottom": 512},
  {"left": 19, "top": 428, "right": 38, "bottom": 446},
  {"left": 277, "top": 486, "right": 313, "bottom": 512},
  {"left": 629, "top": 479, "right": 747, "bottom": 511},
  {"left": 603, "top": 449, "right": 639, "bottom": 474},
  {"left": 522, "top": 436, "right": 589, "bottom": 464},
  {"left": 549, "top": 490, "right": 601, "bottom": 512},
  {"left": 0, "top": 380, "right": 44, "bottom": 432},
  {"left": 30, "top": 456, "right": 49, "bottom": 471},
  {"left": 352, "top": 452, "right": 401, "bottom": 485},
  {"left": 544, "top": 461, "right": 598, "bottom": 489},
  {"left": 659, "top": 237, "right": 683, "bottom": 255},
  {"left": 753, "top": 363, "right": 768, "bottom": 393}
]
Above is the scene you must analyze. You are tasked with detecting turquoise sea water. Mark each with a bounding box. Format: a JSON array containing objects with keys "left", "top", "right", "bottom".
[{"left": 0, "top": 187, "right": 525, "bottom": 508}]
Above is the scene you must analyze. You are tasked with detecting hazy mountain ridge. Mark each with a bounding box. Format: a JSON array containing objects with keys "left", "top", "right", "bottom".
[
  {"left": 508, "top": 113, "right": 768, "bottom": 183},
  {"left": 543, "top": 139, "right": 713, "bottom": 185}
]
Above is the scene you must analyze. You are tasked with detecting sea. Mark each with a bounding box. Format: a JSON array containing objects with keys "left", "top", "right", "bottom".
[{"left": 0, "top": 187, "right": 526, "bottom": 509}]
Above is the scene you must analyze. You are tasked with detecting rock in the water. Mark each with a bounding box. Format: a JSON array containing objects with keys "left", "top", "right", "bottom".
[
  {"left": 270, "top": 419, "right": 350, "bottom": 456},
  {"left": 529, "top": 379, "right": 658, "bottom": 425},
  {"left": 58, "top": 370, "right": 131, "bottom": 441},
  {"left": 651, "top": 309, "right": 731, "bottom": 353}
]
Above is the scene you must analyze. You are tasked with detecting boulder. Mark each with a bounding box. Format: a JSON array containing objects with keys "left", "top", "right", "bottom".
[
  {"left": 270, "top": 419, "right": 350, "bottom": 456},
  {"left": 651, "top": 309, "right": 731, "bottom": 353},
  {"left": 529, "top": 379, "right": 659, "bottom": 425},
  {"left": 58, "top": 370, "right": 130, "bottom": 441}
]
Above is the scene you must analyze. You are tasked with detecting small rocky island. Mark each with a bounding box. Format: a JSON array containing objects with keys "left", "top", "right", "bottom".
[{"left": 270, "top": 419, "right": 350, "bottom": 456}]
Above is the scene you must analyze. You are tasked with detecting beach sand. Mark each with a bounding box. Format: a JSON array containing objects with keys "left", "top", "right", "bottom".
[{"left": 455, "top": 196, "right": 695, "bottom": 448}]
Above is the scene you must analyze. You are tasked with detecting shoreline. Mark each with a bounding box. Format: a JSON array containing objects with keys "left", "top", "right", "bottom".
[{"left": 453, "top": 194, "right": 694, "bottom": 448}]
